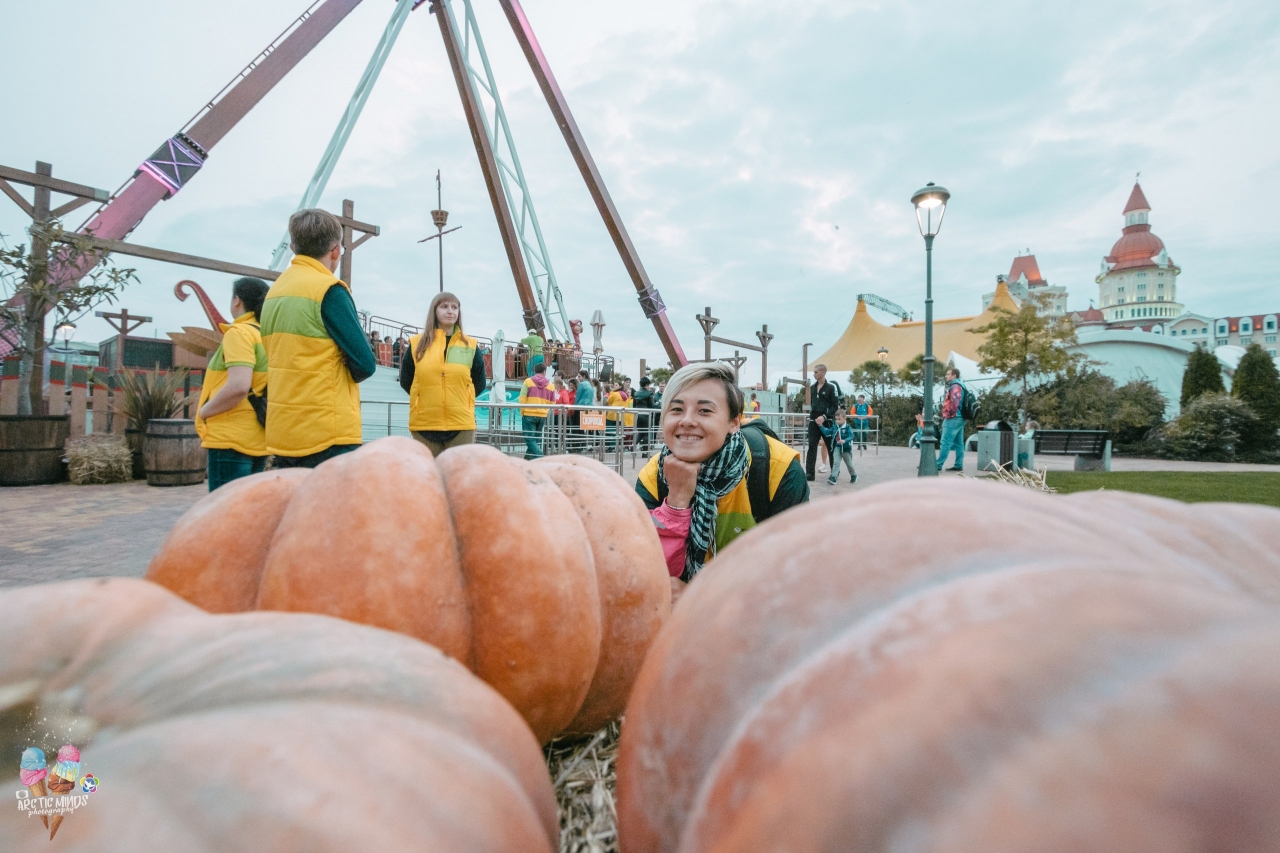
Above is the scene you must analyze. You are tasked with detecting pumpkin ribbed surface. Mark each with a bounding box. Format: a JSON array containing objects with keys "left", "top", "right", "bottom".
[
  {"left": 616, "top": 479, "right": 1280, "bottom": 853},
  {"left": 146, "top": 437, "right": 669, "bottom": 741},
  {"left": 0, "top": 578, "right": 557, "bottom": 852}
]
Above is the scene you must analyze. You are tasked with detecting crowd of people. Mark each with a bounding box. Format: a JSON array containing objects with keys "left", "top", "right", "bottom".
[{"left": 192, "top": 208, "right": 814, "bottom": 594}]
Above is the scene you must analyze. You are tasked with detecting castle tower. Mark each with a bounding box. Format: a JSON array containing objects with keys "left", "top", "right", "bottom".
[{"left": 1097, "top": 182, "right": 1183, "bottom": 329}]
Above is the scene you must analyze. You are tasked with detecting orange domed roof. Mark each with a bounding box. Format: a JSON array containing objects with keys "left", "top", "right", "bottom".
[{"left": 1107, "top": 224, "right": 1166, "bottom": 271}]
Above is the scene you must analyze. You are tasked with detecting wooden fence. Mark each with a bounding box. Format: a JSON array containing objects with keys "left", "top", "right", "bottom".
[{"left": 1, "top": 357, "right": 203, "bottom": 437}]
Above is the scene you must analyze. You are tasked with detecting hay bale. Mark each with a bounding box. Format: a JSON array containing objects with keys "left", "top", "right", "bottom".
[
  {"left": 545, "top": 721, "right": 620, "bottom": 853},
  {"left": 66, "top": 434, "right": 134, "bottom": 485}
]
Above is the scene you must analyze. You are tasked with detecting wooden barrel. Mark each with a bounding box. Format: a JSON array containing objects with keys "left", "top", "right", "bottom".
[
  {"left": 0, "top": 415, "right": 70, "bottom": 486},
  {"left": 143, "top": 419, "right": 206, "bottom": 486}
]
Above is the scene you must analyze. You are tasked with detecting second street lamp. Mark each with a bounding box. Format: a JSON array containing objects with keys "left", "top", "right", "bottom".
[{"left": 911, "top": 182, "right": 950, "bottom": 477}]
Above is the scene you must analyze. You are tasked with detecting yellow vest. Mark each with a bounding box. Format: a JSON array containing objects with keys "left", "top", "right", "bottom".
[
  {"left": 637, "top": 434, "right": 800, "bottom": 559},
  {"left": 194, "top": 313, "right": 268, "bottom": 456},
  {"left": 259, "top": 255, "right": 362, "bottom": 456},
  {"left": 408, "top": 329, "right": 478, "bottom": 431}
]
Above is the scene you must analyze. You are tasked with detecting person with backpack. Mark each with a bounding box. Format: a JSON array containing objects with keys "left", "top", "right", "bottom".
[
  {"left": 851, "top": 394, "right": 874, "bottom": 449},
  {"left": 635, "top": 362, "right": 808, "bottom": 599},
  {"left": 194, "top": 276, "right": 271, "bottom": 491},
  {"left": 937, "top": 365, "right": 969, "bottom": 471},
  {"left": 819, "top": 408, "right": 858, "bottom": 485}
]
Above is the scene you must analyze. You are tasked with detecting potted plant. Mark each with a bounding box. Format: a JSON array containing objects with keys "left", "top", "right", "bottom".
[
  {"left": 0, "top": 218, "right": 136, "bottom": 486},
  {"left": 112, "top": 367, "right": 192, "bottom": 479}
]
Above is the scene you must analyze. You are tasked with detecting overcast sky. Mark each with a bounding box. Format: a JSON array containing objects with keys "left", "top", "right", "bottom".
[{"left": 3, "top": 0, "right": 1277, "bottom": 380}]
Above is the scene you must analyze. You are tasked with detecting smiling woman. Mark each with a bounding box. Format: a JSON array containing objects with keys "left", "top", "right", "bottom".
[{"left": 635, "top": 363, "right": 808, "bottom": 599}]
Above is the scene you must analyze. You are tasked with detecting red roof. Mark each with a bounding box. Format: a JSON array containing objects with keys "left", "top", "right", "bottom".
[
  {"left": 1007, "top": 254, "right": 1047, "bottom": 287},
  {"left": 1073, "top": 306, "right": 1106, "bottom": 325},
  {"left": 1106, "top": 226, "right": 1167, "bottom": 271},
  {"left": 1123, "top": 182, "right": 1151, "bottom": 214}
]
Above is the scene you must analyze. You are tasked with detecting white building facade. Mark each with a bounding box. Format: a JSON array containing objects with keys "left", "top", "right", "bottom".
[{"left": 1097, "top": 183, "right": 1184, "bottom": 328}]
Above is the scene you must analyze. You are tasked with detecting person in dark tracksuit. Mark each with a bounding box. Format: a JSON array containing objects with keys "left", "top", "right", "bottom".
[{"left": 805, "top": 364, "right": 842, "bottom": 482}]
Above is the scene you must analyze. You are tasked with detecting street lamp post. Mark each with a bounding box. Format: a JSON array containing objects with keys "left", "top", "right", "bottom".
[
  {"left": 911, "top": 182, "right": 950, "bottom": 477},
  {"left": 876, "top": 346, "right": 888, "bottom": 403}
]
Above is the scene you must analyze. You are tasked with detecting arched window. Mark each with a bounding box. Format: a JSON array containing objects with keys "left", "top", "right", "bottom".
[{"left": 1241, "top": 318, "right": 1252, "bottom": 335}]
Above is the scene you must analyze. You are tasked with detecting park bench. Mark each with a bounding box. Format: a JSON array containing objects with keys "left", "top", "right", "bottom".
[{"left": 1033, "top": 429, "right": 1112, "bottom": 472}]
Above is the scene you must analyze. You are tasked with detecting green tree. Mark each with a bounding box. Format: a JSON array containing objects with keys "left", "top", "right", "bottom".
[
  {"left": 848, "top": 359, "right": 897, "bottom": 404},
  {"left": 896, "top": 354, "right": 944, "bottom": 392},
  {"left": 649, "top": 366, "right": 674, "bottom": 384},
  {"left": 1180, "top": 345, "right": 1225, "bottom": 408},
  {"left": 970, "top": 293, "right": 1085, "bottom": 429},
  {"left": 1232, "top": 343, "right": 1280, "bottom": 454},
  {"left": 1, "top": 220, "right": 137, "bottom": 415}
]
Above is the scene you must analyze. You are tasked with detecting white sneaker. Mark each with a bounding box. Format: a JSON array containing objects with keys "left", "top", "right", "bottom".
[{"left": 817, "top": 462, "right": 829, "bottom": 473}]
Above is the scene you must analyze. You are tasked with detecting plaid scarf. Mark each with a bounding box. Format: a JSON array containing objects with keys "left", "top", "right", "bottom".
[{"left": 658, "top": 430, "right": 749, "bottom": 582}]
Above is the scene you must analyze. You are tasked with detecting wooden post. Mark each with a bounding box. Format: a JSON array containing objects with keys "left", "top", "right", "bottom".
[
  {"left": 96, "top": 308, "right": 151, "bottom": 372},
  {"left": 639, "top": 358, "right": 646, "bottom": 380},
  {"left": 340, "top": 199, "right": 354, "bottom": 285},
  {"left": 69, "top": 364, "right": 88, "bottom": 436}
]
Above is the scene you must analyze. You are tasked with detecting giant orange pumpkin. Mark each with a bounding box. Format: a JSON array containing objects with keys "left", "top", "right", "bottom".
[
  {"left": 616, "top": 479, "right": 1280, "bottom": 853},
  {"left": 0, "top": 577, "right": 557, "bottom": 852},
  {"left": 146, "top": 438, "right": 669, "bottom": 742}
]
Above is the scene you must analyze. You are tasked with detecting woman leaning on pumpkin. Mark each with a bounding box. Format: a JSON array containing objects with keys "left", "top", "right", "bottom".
[
  {"left": 195, "top": 276, "right": 272, "bottom": 491},
  {"left": 635, "top": 362, "right": 809, "bottom": 603},
  {"left": 398, "top": 291, "right": 488, "bottom": 457}
]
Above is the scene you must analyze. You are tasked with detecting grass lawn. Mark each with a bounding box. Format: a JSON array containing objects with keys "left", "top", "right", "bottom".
[{"left": 1046, "top": 471, "right": 1280, "bottom": 508}]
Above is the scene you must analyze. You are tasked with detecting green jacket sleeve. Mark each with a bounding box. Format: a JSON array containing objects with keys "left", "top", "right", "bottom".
[{"left": 320, "top": 285, "right": 376, "bottom": 383}]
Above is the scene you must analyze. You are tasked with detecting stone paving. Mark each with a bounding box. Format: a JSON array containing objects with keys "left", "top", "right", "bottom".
[{"left": 2, "top": 444, "right": 1277, "bottom": 590}]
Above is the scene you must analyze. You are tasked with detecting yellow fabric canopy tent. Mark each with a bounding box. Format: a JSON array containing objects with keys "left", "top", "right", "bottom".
[{"left": 810, "top": 281, "right": 1020, "bottom": 371}]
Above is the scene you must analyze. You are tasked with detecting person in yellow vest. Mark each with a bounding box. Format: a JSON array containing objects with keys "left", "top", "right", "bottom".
[
  {"left": 195, "top": 277, "right": 271, "bottom": 491},
  {"left": 636, "top": 362, "right": 808, "bottom": 603},
  {"left": 259, "top": 209, "right": 376, "bottom": 468},
  {"left": 397, "top": 291, "right": 487, "bottom": 457},
  {"left": 518, "top": 362, "right": 555, "bottom": 459}
]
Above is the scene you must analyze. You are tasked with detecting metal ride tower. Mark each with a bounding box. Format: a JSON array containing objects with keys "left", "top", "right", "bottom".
[
  {"left": 51, "top": 0, "right": 689, "bottom": 366},
  {"left": 439, "top": 0, "right": 570, "bottom": 341}
]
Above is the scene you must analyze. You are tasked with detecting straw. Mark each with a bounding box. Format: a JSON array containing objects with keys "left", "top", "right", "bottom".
[
  {"left": 544, "top": 721, "right": 620, "bottom": 853},
  {"left": 65, "top": 434, "right": 133, "bottom": 485}
]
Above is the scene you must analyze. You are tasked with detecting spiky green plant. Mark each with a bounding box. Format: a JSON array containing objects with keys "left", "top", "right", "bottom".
[{"left": 113, "top": 366, "right": 192, "bottom": 430}]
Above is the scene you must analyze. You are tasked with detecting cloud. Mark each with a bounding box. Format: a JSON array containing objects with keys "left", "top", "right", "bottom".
[{"left": 2, "top": 0, "right": 1277, "bottom": 380}]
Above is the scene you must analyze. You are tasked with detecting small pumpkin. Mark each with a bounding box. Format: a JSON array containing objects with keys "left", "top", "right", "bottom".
[
  {"left": 617, "top": 479, "right": 1280, "bottom": 853},
  {"left": 0, "top": 577, "right": 557, "bottom": 852},
  {"left": 146, "top": 438, "right": 669, "bottom": 742}
]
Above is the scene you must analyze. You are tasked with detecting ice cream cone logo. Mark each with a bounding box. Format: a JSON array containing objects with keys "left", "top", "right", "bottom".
[
  {"left": 46, "top": 745, "right": 81, "bottom": 840},
  {"left": 16, "top": 744, "right": 91, "bottom": 841},
  {"left": 18, "top": 747, "right": 49, "bottom": 831}
]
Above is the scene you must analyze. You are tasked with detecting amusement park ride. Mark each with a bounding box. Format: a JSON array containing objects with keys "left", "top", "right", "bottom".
[{"left": 3, "top": 0, "right": 690, "bottom": 367}]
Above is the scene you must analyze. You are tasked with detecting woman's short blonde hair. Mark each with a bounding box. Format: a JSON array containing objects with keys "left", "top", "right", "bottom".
[{"left": 660, "top": 362, "right": 743, "bottom": 421}]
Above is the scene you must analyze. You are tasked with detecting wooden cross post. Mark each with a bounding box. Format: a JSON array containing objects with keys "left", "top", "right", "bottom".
[
  {"left": 337, "top": 199, "right": 380, "bottom": 287},
  {"left": 726, "top": 350, "right": 748, "bottom": 383},
  {"left": 695, "top": 306, "right": 720, "bottom": 362},
  {"left": 95, "top": 308, "right": 151, "bottom": 372},
  {"left": 756, "top": 324, "right": 774, "bottom": 390}
]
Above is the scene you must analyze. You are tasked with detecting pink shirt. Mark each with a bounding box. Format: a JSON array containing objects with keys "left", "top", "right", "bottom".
[{"left": 650, "top": 500, "right": 691, "bottom": 578}]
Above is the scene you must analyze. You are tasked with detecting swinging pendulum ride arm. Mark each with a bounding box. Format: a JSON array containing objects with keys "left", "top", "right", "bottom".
[
  {"left": 433, "top": 0, "right": 546, "bottom": 337},
  {"left": 498, "top": 0, "right": 688, "bottom": 367},
  {"left": 72, "top": 0, "right": 367, "bottom": 260},
  {"left": 269, "top": 0, "right": 415, "bottom": 270}
]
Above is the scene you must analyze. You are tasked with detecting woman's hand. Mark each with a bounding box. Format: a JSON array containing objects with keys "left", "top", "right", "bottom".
[{"left": 664, "top": 456, "right": 700, "bottom": 510}]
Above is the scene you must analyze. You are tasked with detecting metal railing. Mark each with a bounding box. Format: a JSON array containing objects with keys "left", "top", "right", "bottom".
[{"left": 357, "top": 405, "right": 875, "bottom": 473}]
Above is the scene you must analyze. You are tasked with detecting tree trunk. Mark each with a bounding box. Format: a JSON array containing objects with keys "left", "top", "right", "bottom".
[
  {"left": 25, "top": 317, "right": 45, "bottom": 415},
  {"left": 1019, "top": 374, "right": 1029, "bottom": 431}
]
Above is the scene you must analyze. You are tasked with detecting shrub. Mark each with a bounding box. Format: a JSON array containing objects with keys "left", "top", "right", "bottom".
[
  {"left": 1232, "top": 343, "right": 1280, "bottom": 455},
  {"left": 1152, "top": 393, "right": 1258, "bottom": 462},
  {"left": 1180, "top": 345, "right": 1225, "bottom": 407}
]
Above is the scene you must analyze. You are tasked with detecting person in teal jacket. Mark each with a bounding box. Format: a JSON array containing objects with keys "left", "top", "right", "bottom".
[{"left": 819, "top": 409, "right": 858, "bottom": 485}]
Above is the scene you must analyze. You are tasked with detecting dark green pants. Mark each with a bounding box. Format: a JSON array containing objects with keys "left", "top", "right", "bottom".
[
  {"left": 207, "top": 448, "right": 267, "bottom": 491},
  {"left": 272, "top": 443, "right": 360, "bottom": 470}
]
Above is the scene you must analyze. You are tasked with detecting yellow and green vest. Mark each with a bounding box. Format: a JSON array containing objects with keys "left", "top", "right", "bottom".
[
  {"left": 258, "top": 255, "right": 362, "bottom": 456},
  {"left": 194, "top": 313, "right": 268, "bottom": 456},
  {"left": 408, "top": 328, "right": 478, "bottom": 431},
  {"left": 637, "top": 434, "right": 800, "bottom": 558}
]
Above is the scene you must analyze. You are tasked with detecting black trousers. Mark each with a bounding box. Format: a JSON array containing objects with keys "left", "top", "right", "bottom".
[{"left": 805, "top": 421, "right": 831, "bottom": 479}]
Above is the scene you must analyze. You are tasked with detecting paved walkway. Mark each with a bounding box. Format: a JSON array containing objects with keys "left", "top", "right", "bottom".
[{"left": 3, "top": 445, "right": 1277, "bottom": 589}]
